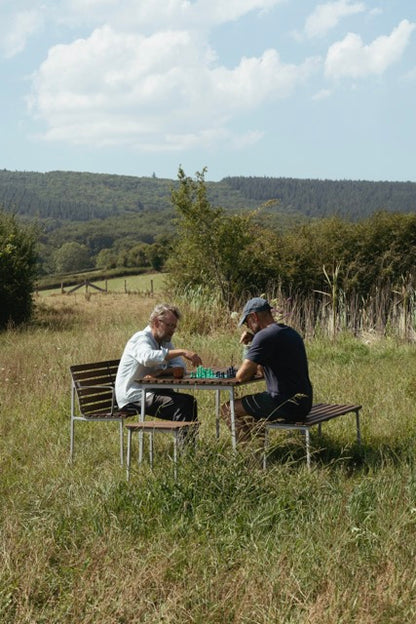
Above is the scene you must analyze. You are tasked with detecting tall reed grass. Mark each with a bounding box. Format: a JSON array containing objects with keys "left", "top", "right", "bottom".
[
  {"left": 1, "top": 287, "right": 416, "bottom": 623},
  {"left": 268, "top": 280, "right": 416, "bottom": 342}
]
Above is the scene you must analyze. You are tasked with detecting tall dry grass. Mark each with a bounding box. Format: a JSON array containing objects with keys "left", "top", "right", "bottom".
[{"left": 1, "top": 287, "right": 416, "bottom": 623}]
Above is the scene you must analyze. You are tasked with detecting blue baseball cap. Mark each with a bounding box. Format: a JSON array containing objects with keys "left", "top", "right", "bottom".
[{"left": 238, "top": 297, "right": 272, "bottom": 326}]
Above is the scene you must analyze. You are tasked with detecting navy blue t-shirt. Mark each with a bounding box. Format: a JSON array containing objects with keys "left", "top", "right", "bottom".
[{"left": 246, "top": 323, "right": 312, "bottom": 406}]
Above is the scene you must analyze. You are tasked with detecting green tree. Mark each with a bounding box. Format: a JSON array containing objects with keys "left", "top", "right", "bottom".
[
  {"left": 54, "top": 242, "right": 92, "bottom": 273},
  {"left": 125, "top": 243, "right": 148, "bottom": 268},
  {"left": 167, "top": 167, "right": 260, "bottom": 308},
  {"left": 95, "top": 248, "right": 118, "bottom": 270},
  {"left": 0, "top": 211, "right": 38, "bottom": 329}
]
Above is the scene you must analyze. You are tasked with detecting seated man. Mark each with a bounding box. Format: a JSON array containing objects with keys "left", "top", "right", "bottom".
[
  {"left": 221, "top": 297, "right": 313, "bottom": 443},
  {"left": 115, "top": 303, "right": 202, "bottom": 423}
]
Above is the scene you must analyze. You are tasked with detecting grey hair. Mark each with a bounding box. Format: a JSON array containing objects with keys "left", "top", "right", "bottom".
[{"left": 149, "top": 303, "right": 181, "bottom": 325}]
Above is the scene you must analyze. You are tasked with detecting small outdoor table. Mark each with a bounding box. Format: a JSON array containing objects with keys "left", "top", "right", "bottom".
[{"left": 135, "top": 370, "right": 264, "bottom": 458}]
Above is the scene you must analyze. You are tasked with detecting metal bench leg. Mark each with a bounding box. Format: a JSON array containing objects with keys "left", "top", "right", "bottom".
[
  {"left": 119, "top": 421, "right": 124, "bottom": 467},
  {"left": 263, "top": 427, "right": 269, "bottom": 470},
  {"left": 149, "top": 432, "right": 154, "bottom": 469},
  {"left": 304, "top": 428, "right": 311, "bottom": 470},
  {"left": 355, "top": 411, "right": 361, "bottom": 445},
  {"left": 173, "top": 432, "right": 178, "bottom": 481},
  {"left": 126, "top": 427, "right": 132, "bottom": 481},
  {"left": 194, "top": 424, "right": 199, "bottom": 451}
]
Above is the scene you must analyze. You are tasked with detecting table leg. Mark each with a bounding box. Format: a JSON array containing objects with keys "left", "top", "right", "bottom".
[
  {"left": 126, "top": 427, "right": 132, "bottom": 481},
  {"left": 139, "top": 390, "right": 146, "bottom": 463},
  {"left": 229, "top": 388, "right": 236, "bottom": 451},
  {"left": 215, "top": 389, "right": 220, "bottom": 439}
]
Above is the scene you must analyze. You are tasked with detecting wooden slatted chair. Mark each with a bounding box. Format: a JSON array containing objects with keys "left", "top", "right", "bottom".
[
  {"left": 262, "top": 402, "right": 362, "bottom": 470},
  {"left": 70, "top": 359, "right": 137, "bottom": 465}
]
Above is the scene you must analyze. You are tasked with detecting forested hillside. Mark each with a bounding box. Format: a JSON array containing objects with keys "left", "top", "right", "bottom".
[
  {"left": 2, "top": 169, "right": 415, "bottom": 224},
  {"left": 224, "top": 176, "right": 416, "bottom": 219},
  {"left": 0, "top": 170, "right": 174, "bottom": 221},
  {"left": 0, "top": 169, "right": 260, "bottom": 222}
]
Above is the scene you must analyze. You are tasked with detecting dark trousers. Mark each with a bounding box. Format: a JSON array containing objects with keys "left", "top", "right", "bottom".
[{"left": 145, "top": 390, "right": 198, "bottom": 422}]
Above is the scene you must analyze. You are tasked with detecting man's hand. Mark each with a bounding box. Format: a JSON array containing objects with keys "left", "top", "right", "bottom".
[
  {"left": 143, "top": 372, "right": 160, "bottom": 379},
  {"left": 166, "top": 348, "right": 202, "bottom": 367},
  {"left": 183, "top": 351, "right": 202, "bottom": 367},
  {"left": 239, "top": 330, "right": 254, "bottom": 345}
]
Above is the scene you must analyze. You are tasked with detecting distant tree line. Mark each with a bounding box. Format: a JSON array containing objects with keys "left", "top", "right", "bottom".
[
  {"left": 2, "top": 168, "right": 416, "bottom": 225},
  {"left": 0, "top": 170, "right": 174, "bottom": 220},
  {"left": 223, "top": 176, "right": 416, "bottom": 219},
  {"left": 168, "top": 169, "right": 416, "bottom": 314}
]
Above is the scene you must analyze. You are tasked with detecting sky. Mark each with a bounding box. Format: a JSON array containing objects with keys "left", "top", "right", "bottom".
[{"left": 0, "top": 0, "right": 415, "bottom": 182}]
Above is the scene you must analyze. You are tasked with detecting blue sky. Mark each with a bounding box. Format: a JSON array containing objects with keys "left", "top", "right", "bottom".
[{"left": 0, "top": 0, "right": 415, "bottom": 182}]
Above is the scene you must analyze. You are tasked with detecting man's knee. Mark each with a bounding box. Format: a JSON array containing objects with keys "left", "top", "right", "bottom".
[{"left": 221, "top": 399, "right": 247, "bottom": 428}]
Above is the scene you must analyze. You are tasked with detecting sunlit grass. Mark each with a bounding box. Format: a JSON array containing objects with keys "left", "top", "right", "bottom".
[{"left": 1, "top": 292, "right": 416, "bottom": 622}]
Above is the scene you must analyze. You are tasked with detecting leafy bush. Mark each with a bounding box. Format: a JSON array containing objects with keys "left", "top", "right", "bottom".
[{"left": 0, "top": 211, "right": 38, "bottom": 329}]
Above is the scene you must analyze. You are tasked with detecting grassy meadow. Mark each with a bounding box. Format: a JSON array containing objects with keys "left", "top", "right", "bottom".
[{"left": 1, "top": 279, "right": 416, "bottom": 623}]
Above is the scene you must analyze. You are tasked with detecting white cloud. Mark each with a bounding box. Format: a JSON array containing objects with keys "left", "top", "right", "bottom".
[
  {"left": 325, "top": 19, "right": 416, "bottom": 79},
  {"left": 304, "top": 0, "right": 365, "bottom": 39},
  {"left": 28, "top": 25, "right": 318, "bottom": 150},
  {"left": 1, "top": 9, "right": 44, "bottom": 58},
  {"left": 0, "top": 0, "right": 283, "bottom": 57},
  {"left": 58, "top": 0, "right": 283, "bottom": 30}
]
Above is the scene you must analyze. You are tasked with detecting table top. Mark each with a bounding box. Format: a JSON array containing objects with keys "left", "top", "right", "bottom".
[{"left": 136, "top": 371, "right": 264, "bottom": 387}]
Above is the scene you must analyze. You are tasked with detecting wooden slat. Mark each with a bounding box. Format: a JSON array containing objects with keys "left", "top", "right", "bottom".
[
  {"left": 303, "top": 403, "right": 361, "bottom": 426},
  {"left": 70, "top": 360, "right": 119, "bottom": 387},
  {"left": 267, "top": 403, "right": 362, "bottom": 427},
  {"left": 126, "top": 421, "right": 198, "bottom": 432},
  {"left": 70, "top": 359, "right": 120, "bottom": 373}
]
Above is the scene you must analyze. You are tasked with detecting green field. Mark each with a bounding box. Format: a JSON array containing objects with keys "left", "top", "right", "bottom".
[
  {"left": 1, "top": 291, "right": 416, "bottom": 623},
  {"left": 38, "top": 272, "right": 167, "bottom": 297}
]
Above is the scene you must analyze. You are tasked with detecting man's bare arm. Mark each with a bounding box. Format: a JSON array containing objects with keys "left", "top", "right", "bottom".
[
  {"left": 236, "top": 358, "right": 259, "bottom": 383},
  {"left": 165, "top": 349, "right": 202, "bottom": 367}
]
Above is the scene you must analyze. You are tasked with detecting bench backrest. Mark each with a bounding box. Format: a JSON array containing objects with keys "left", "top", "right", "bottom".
[{"left": 70, "top": 359, "right": 120, "bottom": 417}]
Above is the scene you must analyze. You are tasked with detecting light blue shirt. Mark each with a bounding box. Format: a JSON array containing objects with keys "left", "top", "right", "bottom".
[{"left": 115, "top": 325, "right": 185, "bottom": 408}]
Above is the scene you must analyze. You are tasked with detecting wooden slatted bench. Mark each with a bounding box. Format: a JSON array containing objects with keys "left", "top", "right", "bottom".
[
  {"left": 70, "top": 359, "right": 197, "bottom": 473},
  {"left": 125, "top": 420, "right": 199, "bottom": 481},
  {"left": 262, "top": 402, "right": 362, "bottom": 470}
]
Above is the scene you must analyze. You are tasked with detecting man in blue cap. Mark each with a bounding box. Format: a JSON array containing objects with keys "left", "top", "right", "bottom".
[{"left": 221, "top": 297, "right": 313, "bottom": 443}]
